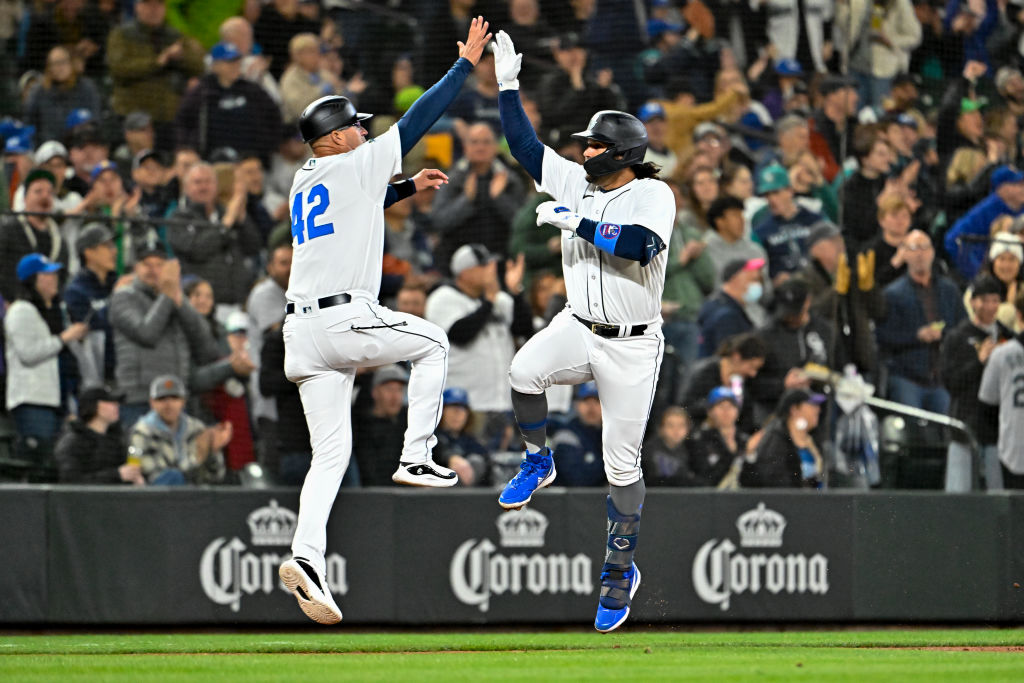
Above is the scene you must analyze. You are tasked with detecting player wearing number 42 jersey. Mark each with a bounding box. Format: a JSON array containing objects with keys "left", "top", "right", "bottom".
[
  {"left": 278, "top": 17, "right": 494, "bottom": 626},
  {"left": 492, "top": 30, "right": 675, "bottom": 633},
  {"left": 978, "top": 291, "right": 1024, "bottom": 490}
]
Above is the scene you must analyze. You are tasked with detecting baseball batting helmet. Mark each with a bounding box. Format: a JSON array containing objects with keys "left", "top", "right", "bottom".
[
  {"left": 298, "top": 95, "right": 373, "bottom": 144},
  {"left": 571, "top": 110, "right": 648, "bottom": 177}
]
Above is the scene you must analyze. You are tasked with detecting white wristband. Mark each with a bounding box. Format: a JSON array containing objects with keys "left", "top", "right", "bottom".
[{"left": 498, "top": 79, "right": 520, "bottom": 91}]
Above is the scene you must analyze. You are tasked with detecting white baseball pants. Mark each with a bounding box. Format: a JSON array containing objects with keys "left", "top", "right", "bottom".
[
  {"left": 283, "top": 296, "right": 449, "bottom": 571},
  {"left": 509, "top": 308, "right": 665, "bottom": 486}
]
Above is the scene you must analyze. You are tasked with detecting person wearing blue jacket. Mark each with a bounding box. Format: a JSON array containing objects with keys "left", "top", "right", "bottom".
[
  {"left": 551, "top": 382, "right": 606, "bottom": 487},
  {"left": 945, "top": 166, "right": 1024, "bottom": 280}
]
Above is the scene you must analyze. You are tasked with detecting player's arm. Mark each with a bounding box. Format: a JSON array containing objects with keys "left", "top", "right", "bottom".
[
  {"left": 395, "top": 17, "right": 491, "bottom": 156},
  {"left": 535, "top": 202, "right": 668, "bottom": 267},
  {"left": 494, "top": 30, "right": 543, "bottom": 181}
]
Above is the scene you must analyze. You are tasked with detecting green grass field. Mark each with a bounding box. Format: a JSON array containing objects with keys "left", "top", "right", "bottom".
[{"left": 2, "top": 630, "right": 1023, "bottom": 681}]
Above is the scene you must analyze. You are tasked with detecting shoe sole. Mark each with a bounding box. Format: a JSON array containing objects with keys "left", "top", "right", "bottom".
[
  {"left": 498, "top": 465, "right": 557, "bottom": 510},
  {"left": 391, "top": 468, "right": 459, "bottom": 487},
  {"left": 279, "top": 562, "right": 342, "bottom": 625},
  {"left": 596, "top": 565, "right": 642, "bottom": 634}
]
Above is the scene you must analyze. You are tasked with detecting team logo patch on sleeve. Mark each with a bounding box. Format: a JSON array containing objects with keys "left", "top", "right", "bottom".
[{"left": 598, "top": 222, "right": 621, "bottom": 238}]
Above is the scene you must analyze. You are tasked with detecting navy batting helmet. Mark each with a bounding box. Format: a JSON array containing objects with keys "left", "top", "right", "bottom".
[
  {"left": 298, "top": 95, "right": 373, "bottom": 144},
  {"left": 572, "top": 110, "right": 648, "bottom": 177}
]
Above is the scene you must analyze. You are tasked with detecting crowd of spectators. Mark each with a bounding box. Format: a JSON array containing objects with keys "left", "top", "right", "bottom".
[{"left": 2, "top": 0, "right": 1024, "bottom": 491}]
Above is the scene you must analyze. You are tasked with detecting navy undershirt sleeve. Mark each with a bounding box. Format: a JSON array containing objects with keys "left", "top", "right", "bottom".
[
  {"left": 382, "top": 179, "right": 416, "bottom": 208},
  {"left": 498, "top": 90, "right": 544, "bottom": 182},
  {"left": 396, "top": 58, "right": 474, "bottom": 156},
  {"left": 575, "top": 219, "right": 666, "bottom": 266}
]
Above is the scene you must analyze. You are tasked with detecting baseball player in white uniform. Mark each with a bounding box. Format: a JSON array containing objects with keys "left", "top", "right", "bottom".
[
  {"left": 492, "top": 31, "right": 675, "bottom": 632},
  {"left": 278, "top": 17, "right": 493, "bottom": 625}
]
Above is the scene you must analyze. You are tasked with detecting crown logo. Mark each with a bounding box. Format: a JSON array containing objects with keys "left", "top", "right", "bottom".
[
  {"left": 247, "top": 500, "right": 297, "bottom": 546},
  {"left": 736, "top": 502, "right": 786, "bottom": 548},
  {"left": 496, "top": 508, "right": 549, "bottom": 548}
]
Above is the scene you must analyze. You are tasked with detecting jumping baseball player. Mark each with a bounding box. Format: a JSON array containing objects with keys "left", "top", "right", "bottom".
[
  {"left": 278, "top": 17, "right": 493, "bottom": 626},
  {"left": 492, "top": 31, "right": 675, "bottom": 632}
]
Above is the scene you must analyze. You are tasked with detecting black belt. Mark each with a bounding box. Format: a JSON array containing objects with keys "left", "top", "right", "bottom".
[
  {"left": 573, "top": 314, "right": 646, "bottom": 338},
  {"left": 285, "top": 293, "right": 352, "bottom": 315}
]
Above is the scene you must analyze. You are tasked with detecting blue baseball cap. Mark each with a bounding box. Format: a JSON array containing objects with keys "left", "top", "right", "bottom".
[
  {"left": 647, "top": 18, "right": 683, "bottom": 39},
  {"left": 576, "top": 381, "right": 598, "bottom": 400},
  {"left": 90, "top": 159, "right": 119, "bottom": 182},
  {"left": 65, "top": 108, "right": 93, "bottom": 130},
  {"left": 991, "top": 165, "right": 1024, "bottom": 191},
  {"left": 4, "top": 135, "right": 30, "bottom": 154},
  {"left": 707, "top": 386, "right": 739, "bottom": 408},
  {"left": 210, "top": 42, "right": 242, "bottom": 62},
  {"left": 16, "top": 253, "right": 63, "bottom": 282},
  {"left": 774, "top": 58, "right": 804, "bottom": 77},
  {"left": 637, "top": 102, "right": 666, "bottom": 123},
  {"left": 443, "top": 387, "right": 470, "bottom": 407}
]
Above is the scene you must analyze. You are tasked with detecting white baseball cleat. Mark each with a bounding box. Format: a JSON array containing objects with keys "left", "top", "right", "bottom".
[
  {"left": 391, "top": 460, "right": 459, "bottom": 487},
  {"left": 279, "top": 557, "right": 342, "bottom": 625}
]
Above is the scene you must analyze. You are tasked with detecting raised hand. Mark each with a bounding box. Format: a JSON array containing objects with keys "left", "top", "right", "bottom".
[
  {"left": 505, "top": 253, "right": 526, "bottom": 295},
  {"left": 536, "top": 200, "right": 583, "bottom": 233},
  {"left": 412, "top": 168, "right": 449, "bottom": 192},
  {"left": 457, "top": 16, "right": 492, "bottom": 66},
  {"left": 494, "top": 30, "right": 522, "bottom": 90}
]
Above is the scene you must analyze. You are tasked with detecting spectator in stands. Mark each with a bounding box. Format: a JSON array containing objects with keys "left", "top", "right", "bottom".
[
  {"left": 131, "top": 150, "right": 172, "bottom": 220},
  {"left": 396, "top": 281, "right": 428, "bottom": 319},
  {"left": 978, "top": 289, "right": 1024, "bottom": 489},
  {"left": 809, "top": 76, "right": 858, "bottom": 181},
  {"left": 842, "top": 127, "right": 894, "bottom": 247},
  {"left": 537, "top": 32, "right": 626, "bottom": 139},
  {"left": 703, "top": 195, "right": 769, "bottom": 285},
  {"left": 941, "top": 275, "right": 1013, "bottom": 491},
  {"left": 63, "top": 224, "right": 118, "bottom": 386},
  {"left": 55, "top": 385, "right": 143, "bottom": 485},
  {"left": 219, "top": 15, "right": 282, "bottom": 104},
  {"left": 638, "top": 102, "right": 677, "bottom": 179},
  {"left": 697, "top": 257, "right": 765, "bottom": 357},
  {"left": 785, "top": 151, "right": 838, "bottom": 222},
  {"left": 254, "top": 0, "right": 320, "bottom": 80},
  {"left": 23, "top": 45, "right": 102, "bottom": 143},
  {"left": 4, "top": 136, "right": 35, "bottom": 198},
  {"left": 740, "top": 388, "right": 825, "bottom": 488},
  {"left": 971, "top": 233, "right": 1024, "bottom": 332},
  {"left": 352, "top": 364, "right": 410, "bottom": 486},
  {"left": 64, "top": 124, "right": 109, "bottom": 196},
  {"left": 642, "top": 406, "right": 694, "bottom": 487},
  {"left": 0, "top": 170, "right": 69, "bottom": 302},
  {"left": 660, "top": 77, "right": 742, "bottom": 162},
  {"left": 752, "top": 163, "right": 822, "bottom": 282},
  {"left": 113, "top": 111, "right": 156, "bottom": 175},
  {"left": 433, "top": 387, "right": 488, "bottom": 487},
  {"left": 432, "top": 123, "right": 525, "bottom": 268},
  {"left": 236, "top": 155, "right": 286, "bottom": 241},
  {"left": 681, "top": 332, "right": 767, "bottom": 434},
  {"left": 687, "top": 387, "right": 754, "bottom": 488},
  {"left": 720, "top": 163, "right": 764, "bottom": 232},
  {"left": 109, "top": 245, "right": 222, "bottom": 430},
  {"left": 872, "top": 194, "right": 912, "bottom": 288},
  {"left": 11, "top": 141, "right": 82, "bottom": 214},
  {"left": 449, "top": 47, "right": 501, "bottom": 138},
  {"left": 426, "top": 244, "right": 532, "bottom": 415},
  {"left": 5, "top": 253, "right": 89, "bottom": 465},
  {"left": 174, "top": 42, "right": 282, "bottom": 162},
  {"left": 129, "top": 374, "right": 229, "bottom": 485},
  {"left": 106, "top": 0, "right": 204, "bottom": 149},
  {"left": 676, "top": 165, "right": 719, "bottom": 232},
  {"left": 504, "top": 0, "right": 555, "bottom": 88},
  {"left": 838, "top": 0, "right": 922, "bottom": 108},
  {"left": 280, "top": 33, "right": 341, "bottom": 125},
  {"left": 168, "top": 163, "right": 260, "bottom": 309},
  {"left": 942, "top": 147, "right": 991, "bottom": 229},
  {"left": 946, "top": 166, "right": 1024, "bottom": 279},
  {"left": 937, "top": 61, "right": 987, "bottom": 174},
  {"left": 876, "top": 230, "right": 965, "bottom": 412},
  {"left": 552, "top": 382, "right": 605, "bottom": 487}
]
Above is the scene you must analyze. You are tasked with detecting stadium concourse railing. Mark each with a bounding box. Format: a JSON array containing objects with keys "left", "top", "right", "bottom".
[{"left": 0, "top": 486, "right": 1021, "bottom": 625}]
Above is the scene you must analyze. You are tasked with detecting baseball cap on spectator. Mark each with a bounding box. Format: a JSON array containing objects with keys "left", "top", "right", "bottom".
[
  {"left": 443, "top": 387, "right": 470, "bottom": 407},
  {"left": 225, "top": 311, "right": 250, "bottom": 335},
  {"left": 806, "top": 220, "right": 842, "bottom": 250},
  {"left": 555, "top": 32, "right": 582, "bottom": 49},
  {"left": 693, "top": 121, "right": 725, "bottom": 143},
  {"left": 757, "top": 163, "right": 790, "bottom": 194},
  {"left": 69, "top": 123, "right": 106, "bottom": 148},
  {"left": 892, "top": 73, "right": 921, "bottom": 88},
  {"left": 971, "top": 274, "right": 1004, "bottom": 298},
  {"left": 77, "top": 223, "right": 114, "bottom": 255},
  {"left": 991, "top": 165, "right": 1024, "bottom": 191},
  {"left": 134, "top": 237, "right": 168, "bottom": 262},
  {"left": 637, "top": 102, "right": 666, "bottom": 123},
  {"left": 819, "top": 75, "right": 856, "bottom": 96},
  {"left": 209, "top": 146, "right": 240, "bottom": 163},
  {"left": 450, "top": 243, "right": 498, "bottom": 276},
  {"left": 65, "top": 108, "right": 94, "bottom": 130},
  {"left": 372, "top": 364, "right": 409, "bottom": 389},
  {"left": 90, "top": 159, "right": 119, "bottom": 182},
  {"left": 576, "top": 381, "right": 598, "bottom": 400},
  {"left": 34, "top": 140, "right": 68, "bottom": 165},
  {"left": 647, "top": 18, "right": 682, "bottom": 40},
  {"left": 774, "top": 58, "right": 803, "bottom": 77},
  {"left": 16, "top": 253, "right": 62, "bottom": 282},
  {"left": 707, "top": 386, "right": 739, "bottom": 408},
  {"left": 775, "top": 388, "right": 826, "bottom": 418},
  {"left": 150, "top": 374, "right": 186, "bottom": 400},
  {"left": 4, "top": 136, "right": 30, "bottom": 155},
  {"left": 989, "top": 232, "right": 1024, "bottom": 262},
  {"left": 773, "top": 277, "right": 811, "bottom": 316},
  {"left": 722, "top": 257, "right": 765, "bottom": 283},
  {"left": 960, "top": 97, "right": 987, "bottom": 114},
  {"left": 133, "top": 148, "right": 164, "bottom": 170},
  {"left": 706, "top": 195, "right": 744, "bottom": 228},
  {"left": 210, "top": 41, "right": 242, "bottom": 61},
  {"left": 124, "top": 111, "right": 152, "bottom": 131},
  {"left": 22, "top": 168, "right": 55, "bottom": 191}
]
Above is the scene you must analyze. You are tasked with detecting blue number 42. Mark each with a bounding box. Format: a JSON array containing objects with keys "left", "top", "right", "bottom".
[{"left": 291, "top": 183, "right": 334, "bottom": 245}]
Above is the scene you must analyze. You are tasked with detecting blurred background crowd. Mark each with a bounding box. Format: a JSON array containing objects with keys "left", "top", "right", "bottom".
[{"left": 1, "top": 0, "right": 1023, "bottom": 492}]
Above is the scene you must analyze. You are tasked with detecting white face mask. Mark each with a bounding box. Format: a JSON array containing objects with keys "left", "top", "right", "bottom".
[
  {"left": 793, "top": 417, "right": 809, "bottom": 432},
  {"left": 743, "top": 282, "right": 764, "bottom": 304}
]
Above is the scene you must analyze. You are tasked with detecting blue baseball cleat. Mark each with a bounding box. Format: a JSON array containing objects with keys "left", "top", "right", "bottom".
[
  {"left": 594, "top": 562, "right": 641, "bottom": 633},
  {"left": 498, "top": 448, "right": 556, "bottom": 509}
]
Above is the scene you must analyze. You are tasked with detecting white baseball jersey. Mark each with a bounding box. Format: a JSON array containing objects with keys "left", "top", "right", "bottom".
[
  {"left": 978, "top": 338, "right": 1024, "bottom": 474},
  {"left": 536, "top": 147, "right": 676, "bottom": 325},
  {"left": 286, "top": 126, "right": 402, "bottom": 303}
]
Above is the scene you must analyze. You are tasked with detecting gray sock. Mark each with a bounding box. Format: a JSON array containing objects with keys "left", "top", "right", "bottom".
[
  {"left": 512, "top": 389, "right": 548, "bottom": 452},
  {"left": 609, "top": 479, "right": 646, "bottom": 516}
]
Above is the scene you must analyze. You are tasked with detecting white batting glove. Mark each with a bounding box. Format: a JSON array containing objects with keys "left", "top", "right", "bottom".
[
  {"left": 536, "top": 200, "right": 583, "bottom": 233},
  {"left": 494, "top": 30, "right": 522, "bottom": 91}
]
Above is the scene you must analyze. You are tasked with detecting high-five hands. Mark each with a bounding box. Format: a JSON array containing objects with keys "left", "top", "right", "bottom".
[
  {"left": 493, "top": 30, "right": 522, "bottom": 91},
  {"left": 458, "top": 16, "right": 493, "bottom": 66}
]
